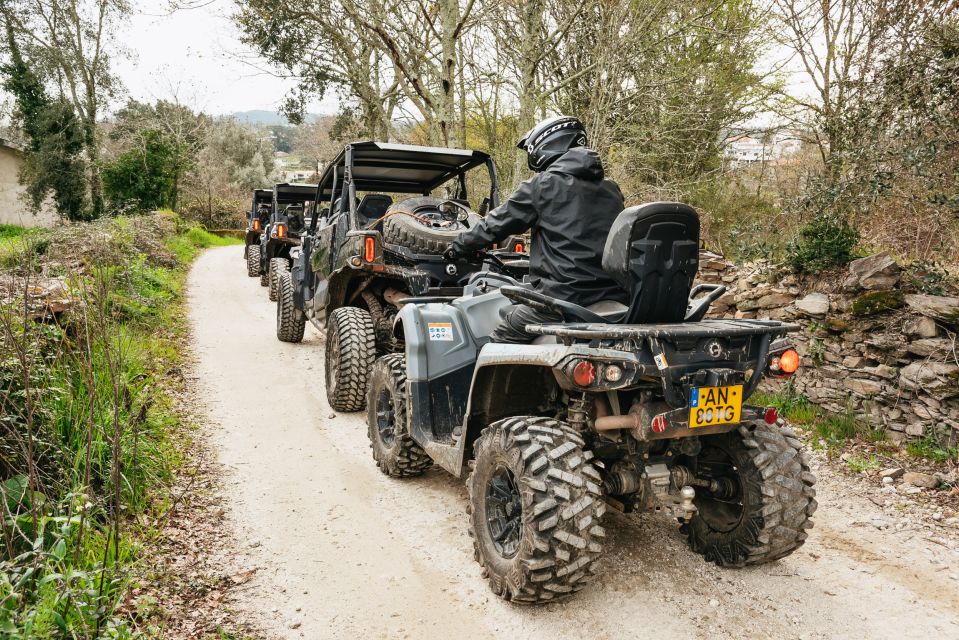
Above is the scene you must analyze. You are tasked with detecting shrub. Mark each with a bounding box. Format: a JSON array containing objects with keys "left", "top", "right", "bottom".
[{"left": 786, "top": 213, "right": 859, "bottom": 273}]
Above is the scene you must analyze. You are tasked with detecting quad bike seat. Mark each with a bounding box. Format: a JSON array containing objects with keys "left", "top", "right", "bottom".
[{"left": 500, "top": 202, "right": 724, "bottom": 324}]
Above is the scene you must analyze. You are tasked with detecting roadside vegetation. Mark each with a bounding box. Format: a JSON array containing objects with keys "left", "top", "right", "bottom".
[
  {"left": 0, "top": 214, "right": 238, "bottom": 637},
  {"left": 755, "top": 384, "right": 959, "bottom": 469}
]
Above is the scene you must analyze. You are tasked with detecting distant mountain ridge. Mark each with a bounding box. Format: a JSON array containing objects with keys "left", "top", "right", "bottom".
[{"left": 230, "top": 110, "right": 323, "bottom": 125}]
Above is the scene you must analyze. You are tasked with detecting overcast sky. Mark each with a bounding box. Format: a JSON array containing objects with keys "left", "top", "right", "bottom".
[{"left": 113, "top": 0, "right": 339, "bottom": 117}]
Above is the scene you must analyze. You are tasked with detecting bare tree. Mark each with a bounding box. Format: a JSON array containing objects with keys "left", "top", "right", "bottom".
[
  {"left": 235, "top": 0, "right": 401, "bottom": 139},
  {"left": 340, "top": 0, "right": 479, "bottom": 146},
  {"left": 772, "top": 0, "right": 927, "bottom": 173}
]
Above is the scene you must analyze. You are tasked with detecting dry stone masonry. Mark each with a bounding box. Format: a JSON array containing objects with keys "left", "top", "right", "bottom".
[{"left": 697, "top": 250, "right": 959, "bottom": 444}]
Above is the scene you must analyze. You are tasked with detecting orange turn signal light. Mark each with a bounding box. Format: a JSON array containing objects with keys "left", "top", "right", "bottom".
[
  {"left": 274, "top": 223, "right": 287, "bottom": 239},
  {"left": 769, "top": 348, "right": 800, "bottom": 376},
  {"left": 252, "top": 219, "right": 261, "bottom": 232},
  {"left": 780, "top": 349, "right": 800, "bottom": 374},
  {"left": 364, "top": 236, "right": 376, "bottom": 263},
  {"left": 514, "top": 242, "right": 525, "bottom": 252}
]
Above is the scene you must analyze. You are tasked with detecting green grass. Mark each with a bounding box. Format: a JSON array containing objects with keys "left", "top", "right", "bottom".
[
  {"left": 0, "top": 212, "right": 221, "bottom": 636},
  {"left": 0, "top": 223, "right": 27, "bottom": 240},
  {"left": 165, "top": 225, "right": 241, "bottom": 264},
  {"left": 906, "top": 436, "right": 959, "bottom": 464},
  {"left": 753, "top": 384, "right": 819, "bottom": 425},
  {"left": 0, "top": 225, "right": 47, "bottom": 268},
  {"left": 846, "top": 453, "right": 881, "bottom": 473},
  {"left": 755, "top": 386, "right": 888, "bottom": 452}
]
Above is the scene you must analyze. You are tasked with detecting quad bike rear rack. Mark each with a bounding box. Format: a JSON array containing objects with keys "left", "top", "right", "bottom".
[
  {"left": 527, "top": 319, "right": 800, "bottom": 406},
  {"left": 526, "top": 318, "right": 799, "bottom": 341}
]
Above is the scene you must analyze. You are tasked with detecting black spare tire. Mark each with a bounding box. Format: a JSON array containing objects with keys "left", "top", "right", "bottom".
[{"left": 382, "top": 196, "right": 482, "bottom": 255}]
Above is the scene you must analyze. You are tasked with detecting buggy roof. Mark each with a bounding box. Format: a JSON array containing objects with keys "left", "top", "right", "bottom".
[
  {"left": 252, "top": 189, "right": 273, "bottom": 205},
  {"left": 315, "top": 141, "right": 491, "bottom": 199},
  {"left": 274, "top": 183, "right": 318, "bottom": 204}
]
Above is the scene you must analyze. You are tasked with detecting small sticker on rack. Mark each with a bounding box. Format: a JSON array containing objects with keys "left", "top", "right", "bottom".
[
  {"left": 428, "top": 322, "right": 454, "bottom": 341},
  {"left": 654, "top": 353, "right": 669, "bottom": 370}
]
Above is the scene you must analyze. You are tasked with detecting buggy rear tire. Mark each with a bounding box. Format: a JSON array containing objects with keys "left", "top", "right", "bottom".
[
  {"left": 366, "top": 355, "right": 432, "bottom": 477},
  {"left": 246, "top": 244, "right": 260, "bottom": 278},
  {"left": 682, "top": 419, "right": 817, "bottom": 567},
  {"left": 382, "top": 196, "right": 482, "bottom": 255},
  {"left": 268, "top": 258, "right": 288, "bottom": 302},
  {"left": 324, "top": 307, "right": 376, "bottom": 412},
  {"left": 276, "top": 270, "right": 306, "bottom": 343},
  {"left": 468, "top": 416, "right": 605, "bottom": 605}
]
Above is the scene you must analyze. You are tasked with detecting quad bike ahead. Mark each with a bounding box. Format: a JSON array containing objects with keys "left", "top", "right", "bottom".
[
  {"left": 258, "top": 182, "right": 317, "bottom": 300},
  {"left": 366, "top": 202, "right": 817, "bottom": 604},
  {"left": 277, "top": 141, "right": 525, "bottom": 412}
]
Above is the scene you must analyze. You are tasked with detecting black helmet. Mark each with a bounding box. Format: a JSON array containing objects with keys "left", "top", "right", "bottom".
[{"left": 517, "top": 115, "right": 587, "bottom": 172}]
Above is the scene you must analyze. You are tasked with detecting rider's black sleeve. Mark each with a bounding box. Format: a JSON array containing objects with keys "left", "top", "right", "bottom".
[{"left": 451, "top": 175, "right": 540, "bottom": 253}]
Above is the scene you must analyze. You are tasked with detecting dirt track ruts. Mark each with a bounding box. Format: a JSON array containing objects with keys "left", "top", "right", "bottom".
[{"left": 188, "top": 245, "right": 959, "bottom": 639}]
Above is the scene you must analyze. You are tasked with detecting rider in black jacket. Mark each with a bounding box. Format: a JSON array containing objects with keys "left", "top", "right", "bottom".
[{"left": 445, "top": 116, "right": 625, "bottom": 343}]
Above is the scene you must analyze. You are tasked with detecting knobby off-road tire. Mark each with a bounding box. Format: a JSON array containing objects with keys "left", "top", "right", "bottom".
[
  {"left": 682, "top": 418, "right": 817, "bottom": 567},
  {"left": 468, "top": 416, "right": 606, "bottom": 604},
  {"left": 366, "top": 355, "right": 432, "bottom": 477},
  {"left": 324, "top": 307, "right": 376, "bottom": 412},
  {"left": 382, "top": 197, "right": 482, "bottom": 255},
  {"left": 268, "top": 258, "right": 288, "bottom": 302},
  {"left": 276, "top": 270, "right": 306, "bottom": 343},
  {"left": 246, "top": 244, "right": 261, "bottom": 278}
]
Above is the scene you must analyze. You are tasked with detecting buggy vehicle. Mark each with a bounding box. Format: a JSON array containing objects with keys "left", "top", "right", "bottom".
[
  {"left": 276, "top": 141, "right": 525, "bottom": 412},
  {"left": 257, "top": 183, "right": 317, "bottom": 299},
  {"left": 244, "top": 188, "right": 273, "bottom": 278},
  {"left": 365, "top": 202, "right": 816, "bottom": 604}
]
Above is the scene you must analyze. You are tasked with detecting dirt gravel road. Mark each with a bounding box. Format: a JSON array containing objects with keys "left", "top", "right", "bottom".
[{"left": 188, "top": 246, "right": 959, "bottom": 639}]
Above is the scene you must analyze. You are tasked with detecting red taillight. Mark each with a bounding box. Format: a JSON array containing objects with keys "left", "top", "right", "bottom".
[
  {"left": 364, "top": 236, "right": 376, "bottom": 263},
  {"left": 651, "top": 414, "right": 668, "bottom": 433},
  {"left": 514, "top": 242, "right": 525, "bottom": 252},
  {"left": 274, "top": 223, "right": 287, "bottom": 239},
  {"left": 764, "top": 407, "right": 779, "bottom": 425},
  {"left": 572, "top": 360, "right": 596, "bottom": 386},
  {"left": 252, "top": 219, "right": 261, "bottom": 232}
]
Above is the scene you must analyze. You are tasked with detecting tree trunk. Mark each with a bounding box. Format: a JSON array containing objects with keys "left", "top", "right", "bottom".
[
  {"left": 437, "top": 0, "right": 459, "bottom": 148},
  {"left": 512, "top": 0, "right": 545, "bottom": 185}
]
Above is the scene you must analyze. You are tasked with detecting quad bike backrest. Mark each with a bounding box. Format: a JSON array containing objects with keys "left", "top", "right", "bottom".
[{"left": 601, "top": 202, "right": 700, "bottom": 324}]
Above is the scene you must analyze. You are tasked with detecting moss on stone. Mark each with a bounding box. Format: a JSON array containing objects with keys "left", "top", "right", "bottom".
[
  {"left": 825, "top": 317, "right": 850, "bottom": 332},
  {"left": 849, "top": 291, "right": 905, "bottom": 316}
]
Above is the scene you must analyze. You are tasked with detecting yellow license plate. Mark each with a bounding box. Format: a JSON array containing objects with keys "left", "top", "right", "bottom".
[{"left": 689, "top": 385, "right": 742, "bottom": 428}]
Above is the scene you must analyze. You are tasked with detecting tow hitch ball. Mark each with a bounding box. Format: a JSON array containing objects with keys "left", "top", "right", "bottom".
[
  {"left": 645, "top": 464, "right": 734, "bottom": 523},
  {"left": 645, "top": 464, "right": 698, "bottom": 522}
]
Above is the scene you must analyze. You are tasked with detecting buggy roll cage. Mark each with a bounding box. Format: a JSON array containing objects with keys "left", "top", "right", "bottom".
[
  {"left": 273, "top": 183, "right": 318, "bottom": 217},
  {"left": 308, "top": 141, "right": 501, "bottom": 234},
  {"left": 250, "top": 188, "right": 273, "bottom": 220}
]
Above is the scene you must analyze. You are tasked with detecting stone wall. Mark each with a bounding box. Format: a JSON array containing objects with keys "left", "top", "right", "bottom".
[{"left": 697, "top": 250, "right": 959, "bottom": 443}]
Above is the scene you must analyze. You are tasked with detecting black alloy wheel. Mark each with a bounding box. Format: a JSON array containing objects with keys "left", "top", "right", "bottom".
[{"left": 485, "top": 465, "right": 522, "bottom": 558}]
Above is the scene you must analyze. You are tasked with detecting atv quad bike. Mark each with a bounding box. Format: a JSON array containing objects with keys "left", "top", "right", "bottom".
[
  {"left": 258, "top": 183, "right": 317, "bottom": 300},
  {"left": 244, "top": 188, "right": 273, "bottom": 278},
  {"left": 280, "top": 141, "right": 522, "bottom": 412},
  {"left": 366, "top": 202, "right": 816, "bottom": 604}
]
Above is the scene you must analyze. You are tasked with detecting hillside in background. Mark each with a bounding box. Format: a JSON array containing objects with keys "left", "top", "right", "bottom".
[{"left": 231, "top": 110, "right": 324, "bottom": 125}]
